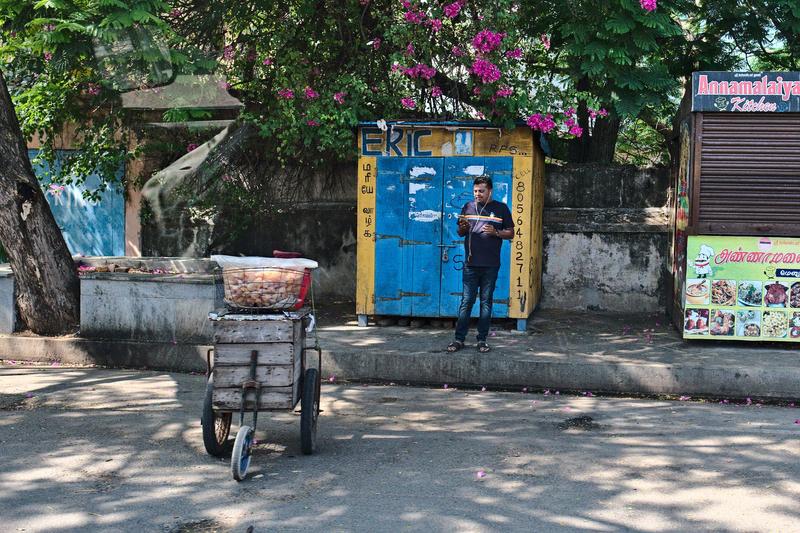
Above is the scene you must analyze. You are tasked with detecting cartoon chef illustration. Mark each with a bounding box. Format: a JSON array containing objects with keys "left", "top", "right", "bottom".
[{"left": 693, "top": 244, "right": 714, "bottom": 278}]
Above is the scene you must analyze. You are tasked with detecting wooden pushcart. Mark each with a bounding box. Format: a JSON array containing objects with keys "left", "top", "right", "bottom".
[{"left": 202, "top": 309, "right": 321, "bottom": 481}]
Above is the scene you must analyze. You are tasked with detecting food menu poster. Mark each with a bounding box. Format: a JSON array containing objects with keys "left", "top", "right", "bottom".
[{"left": 683, "top": 235, "right": 800, "bottom": 341}]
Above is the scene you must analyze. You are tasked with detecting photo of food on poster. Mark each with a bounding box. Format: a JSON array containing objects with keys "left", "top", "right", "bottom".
[{"left": 684, "top": 236, "right": 800, "bottom": 341}]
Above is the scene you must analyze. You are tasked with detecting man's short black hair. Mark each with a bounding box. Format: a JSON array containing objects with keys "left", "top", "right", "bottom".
[{"left": 473, "top": 175, "right": 493, "bottom": 189}]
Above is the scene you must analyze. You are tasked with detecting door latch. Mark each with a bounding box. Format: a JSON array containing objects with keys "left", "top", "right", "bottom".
[{"left": 437, "top": 243, "right": 457, "bottom": 263}]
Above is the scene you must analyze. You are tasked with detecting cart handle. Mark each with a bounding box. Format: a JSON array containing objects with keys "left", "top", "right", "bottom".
[{"left": 206, "top": 348, "right": 214, "bottom": 377}]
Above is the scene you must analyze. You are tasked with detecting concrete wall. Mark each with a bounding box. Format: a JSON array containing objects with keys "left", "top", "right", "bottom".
[
  {"left": 80, "top": 273, "right": 219, "bottom": 343},
  {"left": 137, "top": 160, "right": 671, "bottom": 312},
  {"left": 541, "top": 164, "right": 670, "bottom": 312},
  {"left": 0, "top": 266, "right": 14, "bottom": 334}
]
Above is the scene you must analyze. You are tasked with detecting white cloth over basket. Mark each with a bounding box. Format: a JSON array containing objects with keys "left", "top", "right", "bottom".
[{"left": 211, "top": 255, "right": 318, "bottom": 270}]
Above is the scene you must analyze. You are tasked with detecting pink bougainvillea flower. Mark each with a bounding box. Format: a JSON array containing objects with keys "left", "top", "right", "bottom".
[
  {"left": 599, "top": 108, "right": 609, "bottom": 117},
  {"left": 186, "top": 143, "right": 199, "bottom": 152},
  {"left": 401, "top": 97, "right": 416, "bottom": 110},
  {"left": 262, "top": 57, "right": 273, "bottom": 66},
  {"left": 372, "top": 37, "right": 382, "bottom": 50},
  {"left": 564, "top": 107, "right": 576, "bottom": 116},
  {"left": 589, "top": 109, "right": 598, "bottom": 119},
  {"left": 306, "top": 119, "right": 320, "bottom": 127},
  {"left": 405, "top": 42, "right": 415, "bottom": 56},
  {"left": 401, "top": 0, "right": 411, "bottom": 7},
  {"left": 470, "top": 58, "right": 502, "bottom": 84},
  {"left": 472, "top": 29, "right": 506, "bottom": 54},
  {"left": 505, "top": 48, "right": 522, "bottom": 59},
  {"left": 540, "top": 34, "right": 551, "bottom": 50},
  {"left": 640, "top": 0, "right": 657, "bottom": 12},
  {"left": 169, "top": 8, "right": 181, "bottom": 18},
  {"left": 473, "top": 86, "right": 482, "bottom": 95},
  {"left": 431, "top": 86, "right": 443, "bottom": 97},
  {"left": 223, "top": 45, "right": 235, "bottom": 60},
  {"left": 495, "top": 86, "right": 513, "bottom": 98},
  {"left": 569, "top": 126, "right": 583, "bottom": 137},
  {"left": 391, "top": 63, "right": 401, "bottom": 72},
  {"left": 43, "top": 51, "right": 53, "bottom": 62},
  {"left": 277, "top": 88, "right": 294, "bottom": 99},
  {"left": 86, "top": 83, "right": 100, "bottom": 96},
  {"left": 451, "top": 45, "right": 464, "bottom": 57},
  {"left": 428, "top": 18, "right": 442, "bottom": 33},
  {"left": 443, "top": 1, "right": 462, "bottom": 18},
  {"left": 304, "top": 86, "right": 319, "bottom": 99},
  {"left": 333, "top": 92, "right": 346, "bottom": 104},
  {"left": 526, "top": 113, "right": 556, "bottom": 134},
  {"left": 404, "top": 63, "right": 437, "bottom": 80},
  {"left": 404, "top": 8, "right": 426, "bottom": 24}
]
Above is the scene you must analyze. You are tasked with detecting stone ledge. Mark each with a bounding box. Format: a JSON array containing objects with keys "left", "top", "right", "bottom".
[
  {"left": 2, "top": 331, "right": 799, "bottom": 399},
  {"left": 543, "top": 207, "right": 669, "bottom": 233}
]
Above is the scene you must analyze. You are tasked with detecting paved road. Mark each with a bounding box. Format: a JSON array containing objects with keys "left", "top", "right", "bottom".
[{"left": 1, "top": 364, "right": 799, "bottom": 532}]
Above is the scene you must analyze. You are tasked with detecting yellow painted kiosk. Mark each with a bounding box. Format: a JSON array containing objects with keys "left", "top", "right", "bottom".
[{"left": 356, "top": 121, "right": 545, "bottom": 331}]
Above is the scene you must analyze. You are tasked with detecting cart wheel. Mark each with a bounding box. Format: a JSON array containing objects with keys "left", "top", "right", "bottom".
[
  {"left": 231, "top": 425, "right": 254, "bottom": 481},
  {"left": 201, "top": 376, "right": 232, "bottom": 457},
  {"left": 300, "top": 368, "right": 320, "bottom": 455}
]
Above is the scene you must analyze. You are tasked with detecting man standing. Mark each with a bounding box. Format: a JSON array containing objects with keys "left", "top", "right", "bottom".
[{"left": 447, "top": 176, "right": 514, "bottom": 353}]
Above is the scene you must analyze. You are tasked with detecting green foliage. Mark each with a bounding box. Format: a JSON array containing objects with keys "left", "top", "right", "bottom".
[
  {"left": 4, "top": 0, "right": 800, "bottom": 187},
  {"left": 0, "top": 0, "right": 172, "bottom": 197}
]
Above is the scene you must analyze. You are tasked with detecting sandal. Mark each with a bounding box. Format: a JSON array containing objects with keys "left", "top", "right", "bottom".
[
  {"left": 447, "top": 341, "right": 464, "bottom": 352},
  {"left": 477, "top": 341, "right": 491, "bottom": 353}
]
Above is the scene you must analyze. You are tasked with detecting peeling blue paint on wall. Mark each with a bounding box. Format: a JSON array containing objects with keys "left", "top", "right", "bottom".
[{"left": 28, "top": 149, "right": 125, "bottom": 257}]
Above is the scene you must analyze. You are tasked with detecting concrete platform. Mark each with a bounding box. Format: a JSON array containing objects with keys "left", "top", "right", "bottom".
[{"left": 1, "top": 309, "right": 799, "bottom": 399}]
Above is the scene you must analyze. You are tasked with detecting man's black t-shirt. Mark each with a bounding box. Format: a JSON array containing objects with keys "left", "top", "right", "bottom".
[{"left": 460, "top": 199, "right": 514, "bottom": 267}]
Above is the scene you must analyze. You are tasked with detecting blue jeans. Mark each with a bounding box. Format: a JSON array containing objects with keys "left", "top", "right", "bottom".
[{"left": 455, "top": 266, "right": 499, "bottom": 343}]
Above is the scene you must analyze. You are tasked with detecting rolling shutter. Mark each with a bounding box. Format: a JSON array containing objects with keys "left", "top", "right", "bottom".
[{"left": 698, "top": 113, "right": 800, "bottom": 236}]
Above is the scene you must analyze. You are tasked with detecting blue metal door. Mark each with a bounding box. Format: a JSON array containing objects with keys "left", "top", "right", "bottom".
[
  {"left": 440, "top": 157, "right": 512, "bottom": 318},
  {"left": 374, "top": 157, "right": 444, "bottom": 316},
  {"left": 29, "top": 149, "right": 125, "bottom": 256}
]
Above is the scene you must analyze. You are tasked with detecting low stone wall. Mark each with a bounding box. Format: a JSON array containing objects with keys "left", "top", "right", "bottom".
[
  {"left": 1, "top": 258, "right": 221, "bottom": 341},
  {"left": 540, "top": 164, "right": 670, "bottom": 313},
  {"left": 80, "top": 273, "right": 219, "bottom": 343},
  {"left": 79, "top": 257, "right": 220, "bottom": 343},
  {"left": 0, "top": 265, "right": 14, "bottom": 334},
  {"left": 541, "top": 209, "right": 668, "bottom": 311}
]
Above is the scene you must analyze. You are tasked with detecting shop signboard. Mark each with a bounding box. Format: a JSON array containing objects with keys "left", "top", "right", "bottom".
[
  {"left": 684, "top": 236, "right": 800, "bottom": 341},
  {"left": 692, "top": 71, "right": 800, "bottom": 113}
]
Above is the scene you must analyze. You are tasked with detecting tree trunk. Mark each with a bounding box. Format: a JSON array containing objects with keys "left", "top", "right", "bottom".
[
  {"left": 588, "top": 114, "right": 621, "bottom": 163},
  {"left": 0, "top": 70, "right": 79, "bottom": 335},
  {"left": 567, "top": 102, "right": 621, "bottom": 164},
  {"left": 566, "top": 77, "right": 621, "bottom": 163}
]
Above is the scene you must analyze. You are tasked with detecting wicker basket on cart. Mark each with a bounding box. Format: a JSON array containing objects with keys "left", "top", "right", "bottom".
[{"left": 220, "top": 266, "right": 312, "bottom": 311}]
